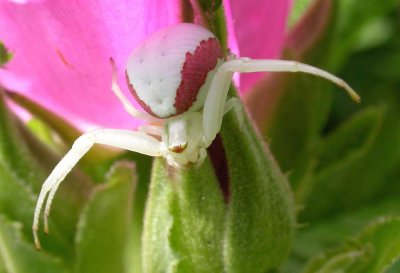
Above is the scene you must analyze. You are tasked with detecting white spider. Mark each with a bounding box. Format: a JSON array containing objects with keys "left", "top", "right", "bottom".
[{"left": 32, "top": 23, "right": 360, "bottom": 249}]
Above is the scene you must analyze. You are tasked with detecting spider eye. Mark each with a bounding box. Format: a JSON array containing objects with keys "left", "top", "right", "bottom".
[{"left": 168, "top": 142, "right": 188, "bottom": 153}]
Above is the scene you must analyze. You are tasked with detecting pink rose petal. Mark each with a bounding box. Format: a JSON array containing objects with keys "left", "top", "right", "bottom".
[
  {"left": 0, "top": 1, "right": 291, "bottom": 129},
  {"left": 0, "top": 1, "right": 180, "bottom": 129},
  {"left": 224, "top": 0, "right": 292, "bottom": 93}
]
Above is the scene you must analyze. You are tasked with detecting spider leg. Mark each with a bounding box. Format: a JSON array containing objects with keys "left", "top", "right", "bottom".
[
  {"left": 202, "top": 58, "right": 360, "bottom": 145},
  {"left": 202, "top": 68, "right": 234, "bottom": 146},
  {"left": 224, "top": 97, "right": 240, "bottom": 115},
  {"left": 225, "top": 58, "right": 360, "bottom": 102},
  {"left": 138, "top": 124, "right": 163, "bottom": 136},
  {"left": 33, "top": 129, "right": 161, "bottom": 249},
  {"left": 110, "top": 58, "right": 162, "bottom": 124}
]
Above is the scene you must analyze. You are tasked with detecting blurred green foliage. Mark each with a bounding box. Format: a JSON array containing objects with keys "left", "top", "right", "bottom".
[{"left": 276, "top": 0, "right": 400, "bottom": 272}]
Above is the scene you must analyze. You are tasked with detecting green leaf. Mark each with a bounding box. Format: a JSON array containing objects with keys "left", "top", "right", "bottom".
[
  {"left": 325, "top": 9, "right": 400, "bottom": 129},
  {"left": 297, "top": 10, "right": 400, "bottom": 221},
  {"left": 5, "top": 91, "right": 81, "bottom": 148},
  {"left": 353, "top": 17, "right": 395, "bottom": 52},
  {"left": 74, "top": 161, "right": 136, "bottom": 273},
  {"left": 304, "top": 217, "right": 400, "bottom": 273},
  {"left": 318, "top": 107, "right": 385, "bottom": 170},
  {"left": 220, "top": 91, "right": 295, "bottom": 272},
  {"left": 0, "top": 159, "right": 89, "bottom": 262},
  {"left": 26, "top": 118, "right": 57, "bottom": 147},
  {"left": 0, "top": 90, "right": 43, "bottom": 188},
  {"left": 1, "top": 138, "right": 66, "bottom": 250},
  {"left": 299, "top": 106, "right": 400, "bottom": 220},
  {"left": 283, "top": 194, "right": 400, "bottom": 272},
  {"left": 0, "top": 214, "right": 67, "bottom": 273},
  {"left": 262, "top": 72, "right": 334, "bottom": 184},
  {"left": 358, "top": 218, "right": 400, "bottom": 272},
  {"left": 337, "top": 29, "right": 400, "bottom": 110},
  {"left": 0, "top": 41, "right": 12, "bottom": 67},
  {"left": 142, "top": 158, "right": 225, "bottom": 273},
  {"left": 0, "top": 90, "right": 92, "bottom": 262},
  {"left": 5, "top": 91, "right": 119, "bottom": 168},
  {"left": 332, "top": 0, "right": 400, "bottom": 67}
]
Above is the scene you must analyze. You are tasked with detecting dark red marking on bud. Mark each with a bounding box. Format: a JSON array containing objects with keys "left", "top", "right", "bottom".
[
  {"left": 174, "top": 37, "right": 223, "bottom": 115},
  {"left": 208, "top": 134, "right": 229, "bottom": 202},
  {"left": 125, "top": 71, "right": 159, "bottom": 118}
]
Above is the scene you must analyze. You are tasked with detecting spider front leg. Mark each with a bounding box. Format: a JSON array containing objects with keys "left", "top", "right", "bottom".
[
  {"left": 138, "top": 124, "right": 163, "bottom": 137},
  {"left": 202, "top": 69, "right": 235, "bottom": 146},
  {"left": 202, "top": 57, "right": 361, "bottom": 145},
  {"left": 33, "top": 129, "right": 161, "bottom": 249}
]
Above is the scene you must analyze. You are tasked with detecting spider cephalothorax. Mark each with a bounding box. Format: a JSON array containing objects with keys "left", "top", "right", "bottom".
[{"left": 32, "top": 23, "right": 360, "bottom": 249}]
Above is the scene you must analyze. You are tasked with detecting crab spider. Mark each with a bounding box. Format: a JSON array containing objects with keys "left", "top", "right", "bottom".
[{"left": 32, "top": 23, "right": 360, "bottom": 249}]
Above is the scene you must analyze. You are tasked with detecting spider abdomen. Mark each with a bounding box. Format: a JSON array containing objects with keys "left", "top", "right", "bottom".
[{"left": 125, "top": 23, "right": 223, "bottom": 119}]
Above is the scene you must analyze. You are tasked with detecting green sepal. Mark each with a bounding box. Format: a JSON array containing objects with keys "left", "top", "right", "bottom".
[
  {"left": 122, "top": 153, "right": 153, "bottom": 273},
  {"left": 142, "top": 89, "right": 295, "bottom": 273},
  {"left": 0, "top": 41, "right": 12, "bottom": 67},
  {"left": 220, "top": 94, "right": 296, "bottom": 272},
  {"left": 74, "top": 161, "right": 136, "bottom": 273},
  {"left": 142, "top": 157, "right": 225, "bottom": 273},
  {"left": 0, "top": 214, "right": 68, "bottom": 273},
  {"left": 304, "top": 217, "right": 400, "bottom": 273}
]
